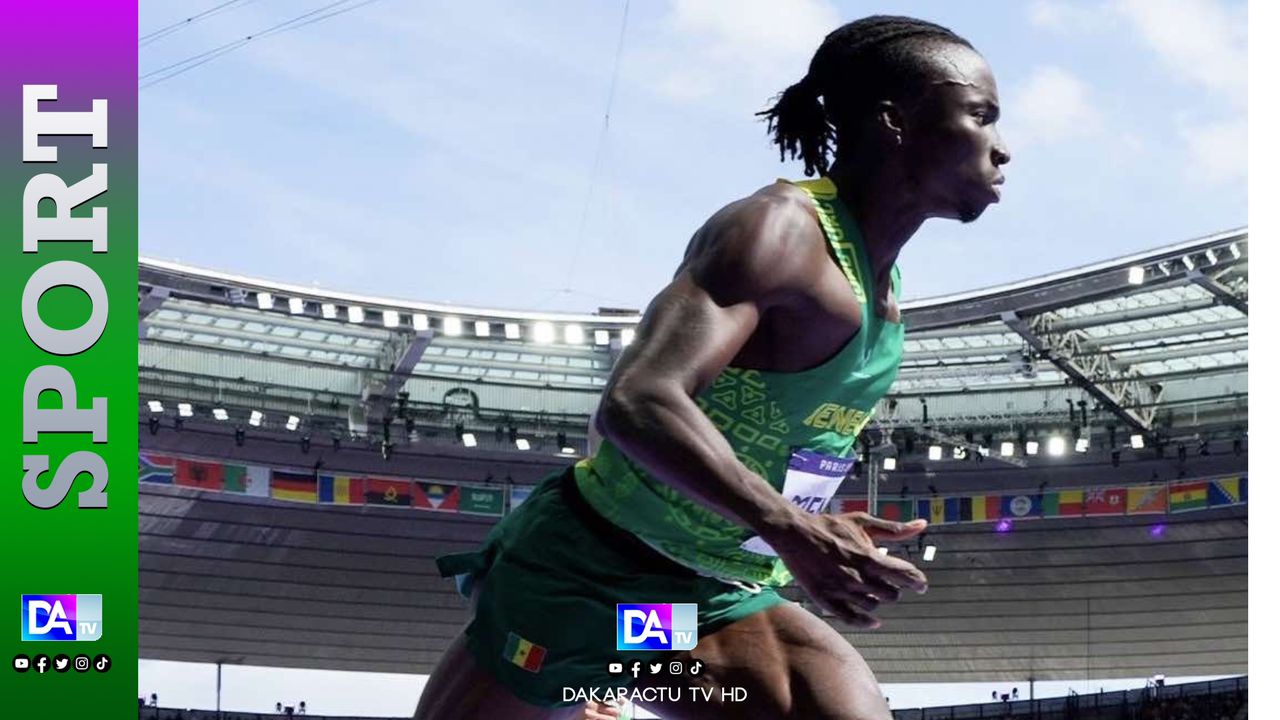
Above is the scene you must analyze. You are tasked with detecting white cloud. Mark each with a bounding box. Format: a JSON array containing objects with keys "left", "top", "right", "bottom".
[
  {"left": 1027, "top": 0, "right": 1118, "bottom": 32},
  {"left": 1007, "top": 66, "right": 1104, "bottom": 147},
  {"left": 641, "top": 0, "right": 840, "bottom": 107},
  {"left": 1179, "top": 117, "right": 1247, "bottom": 183},
  {"left": 1113, "top": 0, "right": 1247, "bottom": 107}
]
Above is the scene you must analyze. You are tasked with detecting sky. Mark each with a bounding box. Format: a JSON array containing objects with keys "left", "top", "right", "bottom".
[
  {"left": 139, "top": 0, "right": 1247, "bottom": 315},
  {"left": 136, "top": 0, "right": 1248, "bottom": 715}
]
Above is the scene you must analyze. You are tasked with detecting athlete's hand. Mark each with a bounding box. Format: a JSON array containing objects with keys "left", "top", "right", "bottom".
[
  {"left": 583, "top": 699, "right": 623, "bottom": 719},
  {"left": 768, "top": 512, "right": 929, "bottom": 628}
]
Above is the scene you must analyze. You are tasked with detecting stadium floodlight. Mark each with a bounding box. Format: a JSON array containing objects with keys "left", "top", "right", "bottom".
[
  {"left": 1000, "top": 441, "right": 1015, "bottom": 457},
  {"left": 147, "top": 400, "right": 164, "bottom": 413},
  {"left": 594, "top": 330, "right": 610, "bottom": 346},
  {"left": 505, "top": 322, "right": 521, "bottom": 340},
  {"left": 178, "top": 402, "right": 193, "bottom": 418},
  {"left": 1047, "top": 436, "right": 1066, "bottom": 456},
  {"left": 928, "top": 445, "right": 943, "bottom": 461},
  {"left": 461, "top": 432, "right": 477, "bottom": 448},
  {"left": 382, "top": 310, "right": 400, "bottom": 329},
  {"left": 321, "top": 303, "right": 338, "bottom": 319},
  {"left": 1025, "top": 440, "right": 1040, "bottom": 456},
  {"left": 213, "top": 408, "right": 229, "bottom": 421},
  {"left": 1230, "top": 242, "right": 1241, "bottom": 260},
  {"left": 443, "top": 316, "right": 463, "bottom": 336},
  {"left": 286, "top": 415, "right": 300, "bottom": 431},
  {"left": 1127, "top": 266, "right": 1144, "bottom": 285},
  {"left": 883, "top": 457, "right": 897, "bottom": 471},
  {"left": 561, "top": 446, "right": 577, "bottom": 455},
  {"left": 952, "top": 446, "right": 965, "bottom": 460},
  {"left": 1130, "top": 434, "right": 1145, "bottom": 449},
  {"left": 620, "top": 328, "right": 636, "bottom": 347},
  {"left": 411, "top": 313, "right": 429, "bottom": 331},
  {"left": 515, "top": 437, "right": 531, "bottom": 451},
  {"left": 1181, "top": 255, "right": 1195, "bottom": 271},
  {"left": 288, "top": 297, "right": 305, "bottom": 314},
  {"left": 1205, "top": 248, "right": 1218, "bottom": 265},
  {"left": 1075, "top": 437, "right": 1089, "bottom": 453},
  {"left": 533, "top": 321, "right": 555, "bottom": 344},
  {"left": 474, "top": 320, "right": 491, "bottom": 338},
  {"left": 249, "top": 410, "right": 264, "bottom": 427},
  {"left": 256, "top": 292, "right": 273, "bottom": 310},
  {"left": 347, "top": 306, "right": 365, "bottom": 324},
  {"left": 564, "top": 324, "right": 584, "bottom": 344},
  {"left": 923, "top": 545, "right": 937, "bottom": 562}
]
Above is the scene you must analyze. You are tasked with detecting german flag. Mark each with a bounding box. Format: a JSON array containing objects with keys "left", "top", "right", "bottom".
[
  {"left": 502, "top": 632, "right": 546, "bottom": 673},
  {"left": 270, "top": 471, "right": 317, "bottom": 503}
]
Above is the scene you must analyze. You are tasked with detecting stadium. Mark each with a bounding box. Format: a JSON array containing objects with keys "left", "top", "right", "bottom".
[{"left": 138, "top": 226, "right": 1247, "bottom": 720}]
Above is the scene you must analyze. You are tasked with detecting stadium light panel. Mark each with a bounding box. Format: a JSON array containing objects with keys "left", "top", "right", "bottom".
[
  {"left": 928, "top": 445, "right": 943, "bottom": 461},
  {"left": 883, "top": 457, "right": 897, "bottom": 471},
  {"left": 1075, "top": 437, "right": 1089, "bottom": 453},
  {"left": 288, "top": 297, "right": 305, "bottom": 314},
  {"left": 594, "top": 330, "right": 610, "bottom": 346},
  {"left": 1181, "top": 255, "right": 1195, "bottom": 271},
  {"left": 1047, "top": 436, "right": 1066, "bottom": 456},
  {"left": 474, "top": 321, "right": 491, "bottom": 338},
  {"left": 505, "top": 323, "right": 522, "bottom": 340},
  {"left": 1127, "top": 266, "right": 1144, "bottom": 285},
  {"left": 347, "top": 306, "right": 365, "bottom": 324},
  {"left": 178, "top": 403, "right": 193, "bottom": 418},
  {"left": 382, "top": 310, "right": 400, "bottom": 329},
  {"left": 952, "top": 446, "right": 965, "bottom": 460},
  {"left": 1025, "top": 440, "right": 1040, "bottom": 456},
  {"left": 321, "top": 303, "right": 338, "bottom": 319},
  {"left": 461, "top": 433, "right": 477, "bottom": 448},
  {"left": 1000, "top": 441, "right": 1015, "bottom": 457},
  {"left": 256, "top": 292, "right": 273, "bottom": 310},
  {"left": 515, "top": 437, "right": 531, "bottom": 451},
  {"left": 147, "top": 400, "right": 164, "bottom": 413},
  {"left": 561, "top": 446, "right": 577, "bottom": 455},
  {"left": 923, "top": 545, "right": 937, "bottom": 562},
  {"left": 1205, "top": 248, "right": 1218, "bottom": 265},
  {"left": 564, "top": 324, "right": 585, "bottom": 344},
  {"left": 286, "top": 415, "right": 300, "bottom": 431},
  {"left": 1130, "top": 434, "right": 1145, "bottom": 449},
  {"left": 533, "top": 322, "right": 555, "bottom": 344},
  {"left": 213, "top": 408, "right": 229, "bottom": 421},
  {"left": 620, "top": 328, "right": 635, "bottom": 346},
  {"left": 411, "top": 313, "right": 429, "bottom": 331},
  {"left": 1230, "top": 242, "right": 1241, "bottom": 260},
  {"left": 249, "top": 410, "right": 264, "bottom": 427},
  {"left": 443, "top": 316, "right": 463, "bottom": 336}
]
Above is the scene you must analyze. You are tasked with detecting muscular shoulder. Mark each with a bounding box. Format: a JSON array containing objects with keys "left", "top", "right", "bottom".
[{"left": 684, "top": 182, "right": 826, "bottom": 308}]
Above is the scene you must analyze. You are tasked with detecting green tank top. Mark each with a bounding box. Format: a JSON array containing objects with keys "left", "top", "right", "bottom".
[{"left": 574, "top": 177, "right": 905, "bottom": 585}]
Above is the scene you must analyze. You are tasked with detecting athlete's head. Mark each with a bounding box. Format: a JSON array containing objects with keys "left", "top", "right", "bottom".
[{"left": 759, "top": 15, "right": 1011, "bottom": 223}]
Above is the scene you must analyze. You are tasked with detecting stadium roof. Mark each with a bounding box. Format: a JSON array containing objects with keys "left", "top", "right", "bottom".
[{"left": 139, "top": 228, "right": 1248, "bottom": 682}]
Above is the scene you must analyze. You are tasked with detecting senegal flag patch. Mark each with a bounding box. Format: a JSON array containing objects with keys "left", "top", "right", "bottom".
[{"left": 503, "top": 631, "right": 547, "bottom": 673}]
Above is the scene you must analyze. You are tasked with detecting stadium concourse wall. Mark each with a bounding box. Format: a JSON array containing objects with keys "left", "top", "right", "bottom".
[{"left": 139, "top": 450, "right": 1246, "bottom": 528}]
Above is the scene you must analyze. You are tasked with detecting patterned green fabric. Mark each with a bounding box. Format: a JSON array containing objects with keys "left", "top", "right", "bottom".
[{"left": 575, "top": 177, "right": 906, "bottom": 585}]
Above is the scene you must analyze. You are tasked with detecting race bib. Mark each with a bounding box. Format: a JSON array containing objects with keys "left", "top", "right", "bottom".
[{"left": 739, "top": 449, "right": 853, "bottom": 557}]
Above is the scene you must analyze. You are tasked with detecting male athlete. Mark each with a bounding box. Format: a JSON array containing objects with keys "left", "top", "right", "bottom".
[{"left": 417, "top": 15, "right": 1009, "bottom": 720}]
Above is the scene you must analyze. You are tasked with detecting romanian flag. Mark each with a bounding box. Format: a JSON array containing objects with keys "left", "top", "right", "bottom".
[
  {"left": 318, "top": 475, "right": 364, "bottom": 505},
  {"left": 1208, "top": 477, "right": 1243, "bottom": 507},
  {"left": 1043, "top": 489, "right": 1084, "bottom": 517},
  {"left": 832, "top": 497, "right": 868, "bottom": 514},
  {"left": 1085, "top": 488, "right": 1127, "bottom": 516},
  {"left": 270, "top": 471, "right": 318, "bottom": 503},
  {"left": 364, "top": 477, "right": 412, "bottom": 507},
  {"left": 1126, "top": 484, "right": 1168, "bottom": 515},
  {"left": 139, "top": 454, "right": 175, "bottom": 485},
  {"left": 174, "top": 458, "right": 224, "bottom": 490},
  {"left": 502, "top": 632, "right": 546, "bottom": 673},
  {"left": 1000, "top": 494, "right": 1042, "bottom": 519},
  {"left": 413, "top": 481, "right": 460, "bottom": 511},
  {"left": 876, "top": 499, "right": 914, "bottom": 522},
  {"left": 1169, "top": 481, "right": 1208, "bottom": 512}
]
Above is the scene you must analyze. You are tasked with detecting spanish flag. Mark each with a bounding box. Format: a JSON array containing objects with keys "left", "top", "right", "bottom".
[{"left": 503, "top": 632, "right": 546, "bottom": 673}]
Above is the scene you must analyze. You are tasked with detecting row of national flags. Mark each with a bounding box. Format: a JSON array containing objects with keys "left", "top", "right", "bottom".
[
  {"left": 139, "top": 453, "right": 506, "bottom": 516},
  {"left": 830, "top": 476, "right": 1246, "bottom": 524}
]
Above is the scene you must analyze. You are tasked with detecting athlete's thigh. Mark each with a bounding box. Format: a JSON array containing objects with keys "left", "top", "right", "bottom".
[
  {"left": 414, "top": 630, "right": 584, "bottom": 720},
  {"left": 631, "top": 601, "right": 892, "bottom": 720}
]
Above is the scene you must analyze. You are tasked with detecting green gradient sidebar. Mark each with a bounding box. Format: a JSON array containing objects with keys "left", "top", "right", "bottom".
[{"left": 0, "top": 3, "right": 139, "bottom": 717}]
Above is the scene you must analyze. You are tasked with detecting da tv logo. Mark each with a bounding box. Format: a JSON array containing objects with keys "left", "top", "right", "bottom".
[
  {"left": 21, "top": 595, "right": 103, "bottom": 642},
  {"left": 616, "top": 603, "right": 697, "bottom": 651}
]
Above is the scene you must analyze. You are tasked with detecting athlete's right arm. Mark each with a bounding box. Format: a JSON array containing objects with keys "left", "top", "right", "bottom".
[{"left": 595, "top": 187, "right": 928, "bottom": 627}]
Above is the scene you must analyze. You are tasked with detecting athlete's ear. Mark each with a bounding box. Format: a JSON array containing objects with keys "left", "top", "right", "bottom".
[{"left": 874, "top": 100, "right": 907, "bottom": 148}]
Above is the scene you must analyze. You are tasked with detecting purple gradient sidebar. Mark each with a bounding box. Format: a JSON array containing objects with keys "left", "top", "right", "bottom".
[{"left": 1, "top": 3, "right": 137, "bottom": 716}]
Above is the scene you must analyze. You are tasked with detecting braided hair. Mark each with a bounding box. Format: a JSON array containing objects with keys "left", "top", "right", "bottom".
[{"left": 758, "top": 15, "right": 974, "bottom": 177}]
